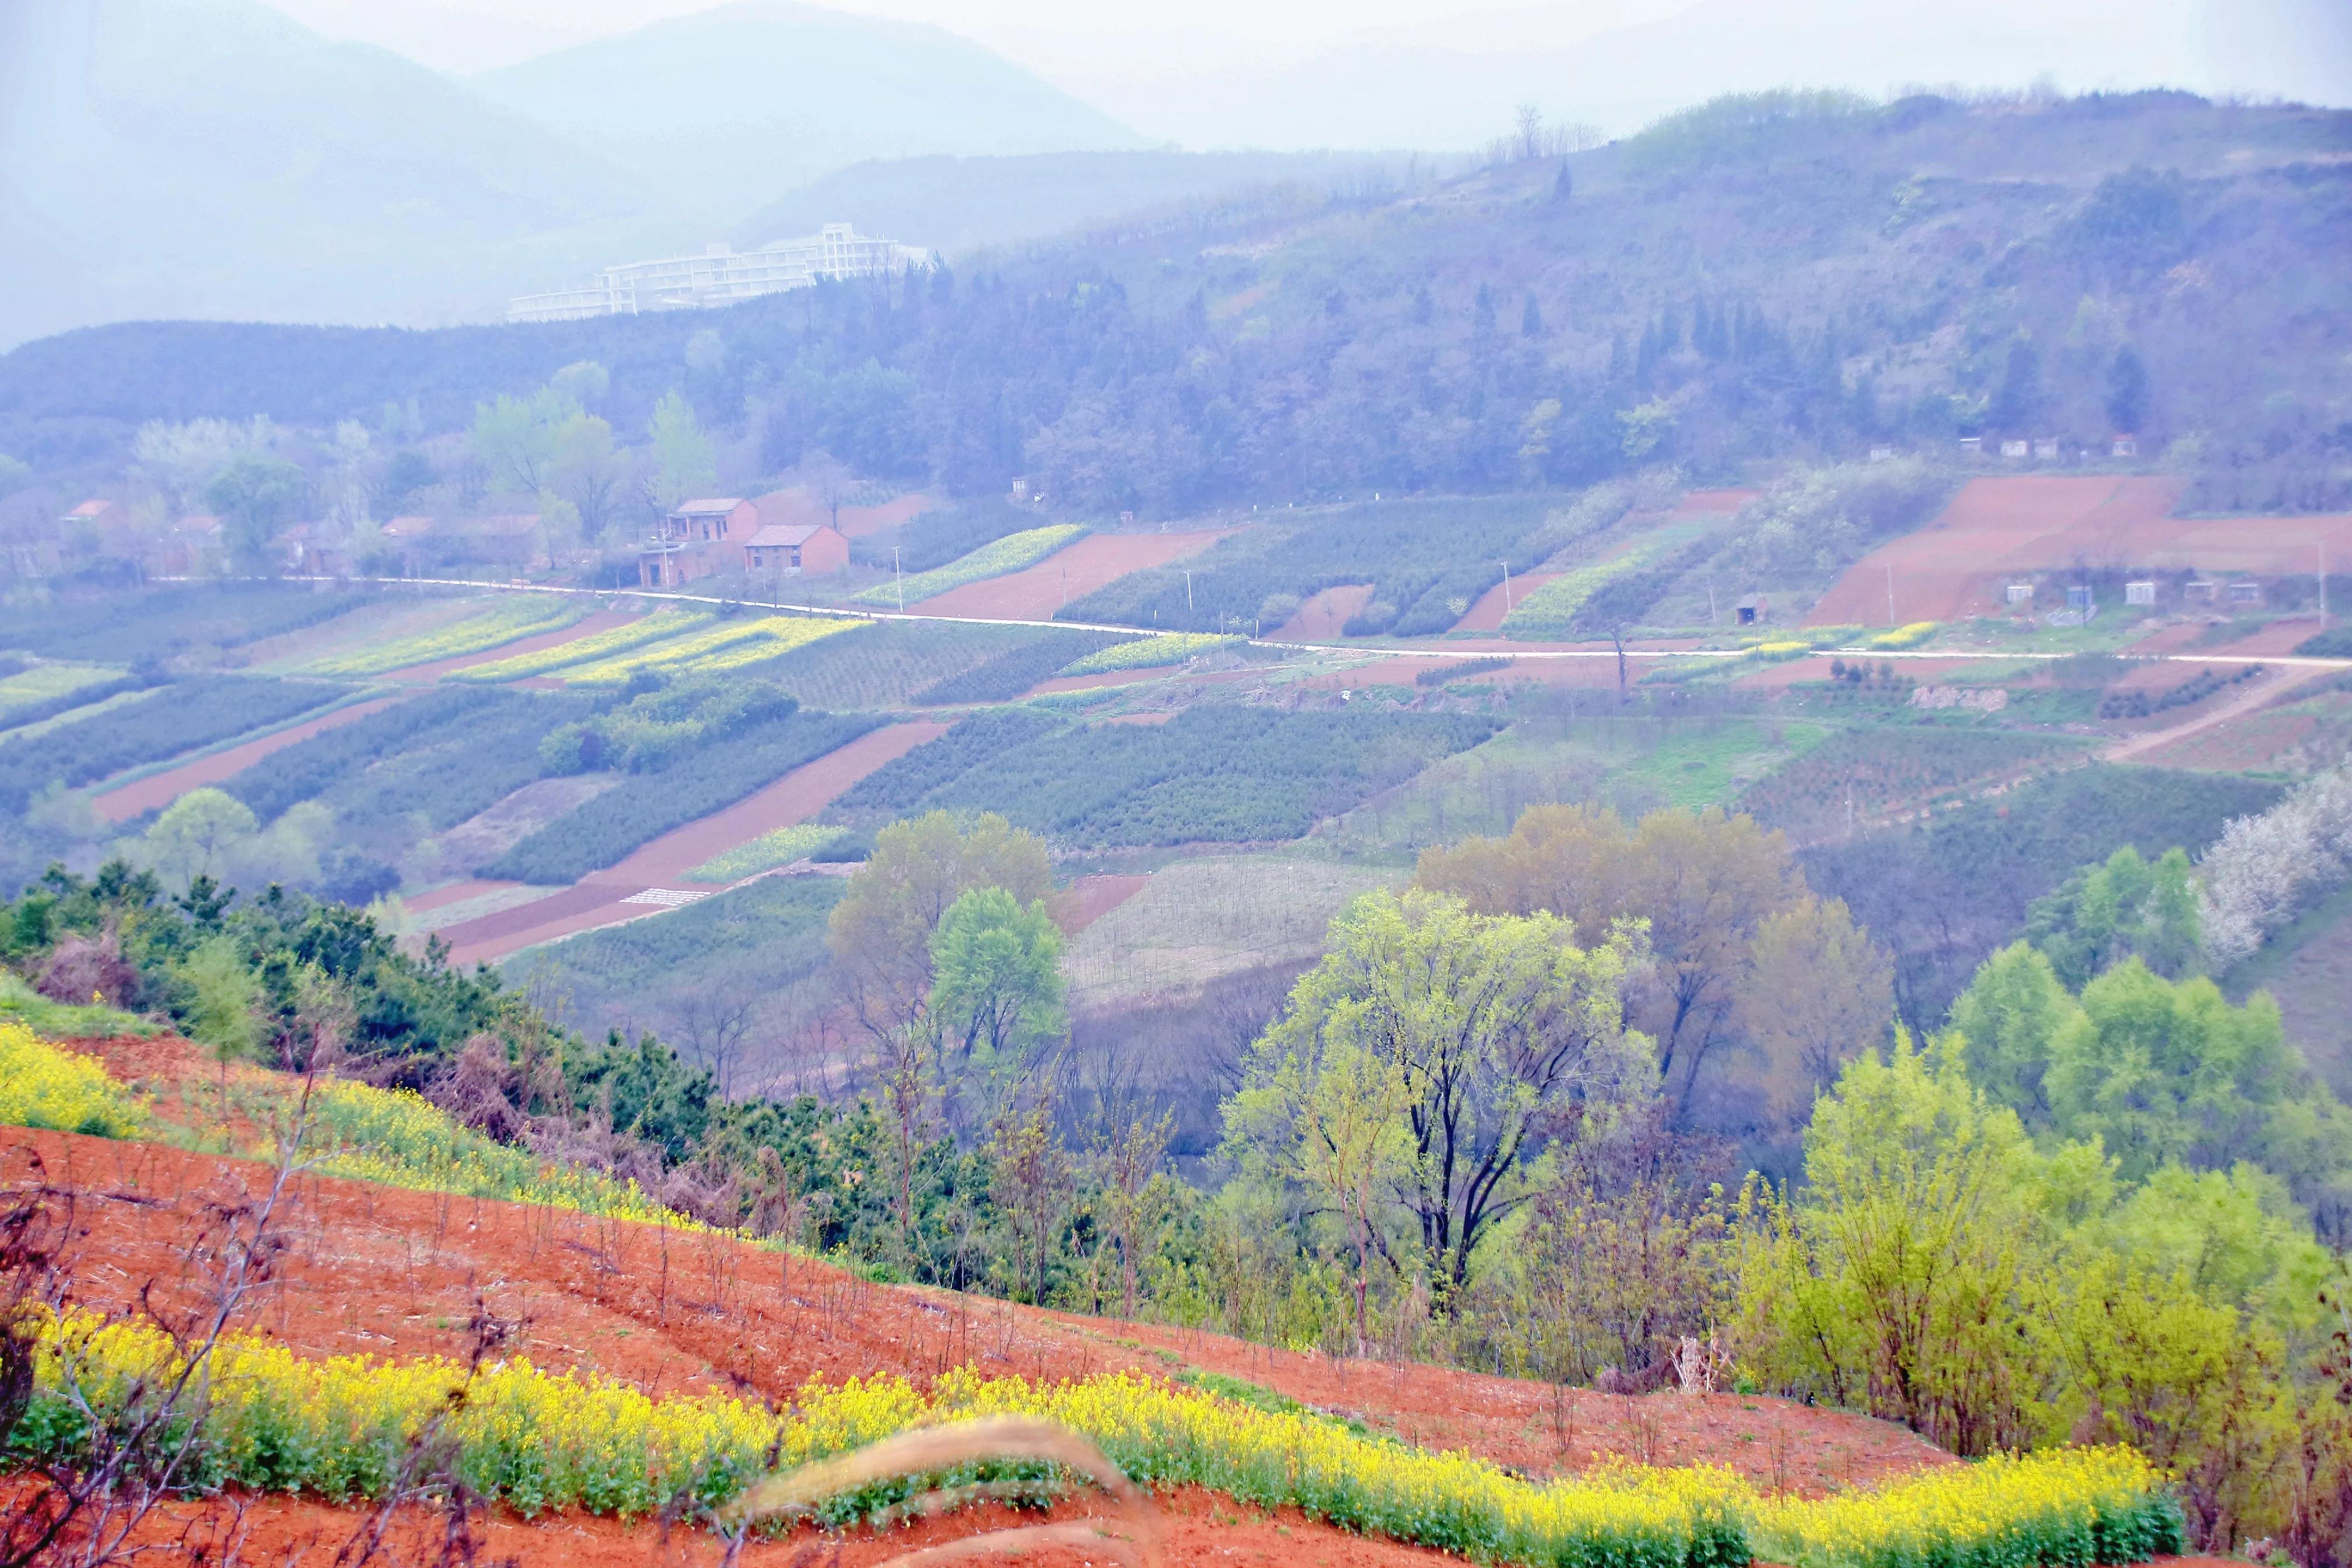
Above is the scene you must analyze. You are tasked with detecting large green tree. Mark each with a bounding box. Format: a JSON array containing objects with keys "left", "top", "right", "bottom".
[{"left": 1223, "top": 887, "right": 1647, "bottom": 1308}]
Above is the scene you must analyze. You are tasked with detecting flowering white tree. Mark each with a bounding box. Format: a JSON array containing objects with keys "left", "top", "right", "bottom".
[{"left": 2198, "top": 765, "right": 2352, "bottom": 965}]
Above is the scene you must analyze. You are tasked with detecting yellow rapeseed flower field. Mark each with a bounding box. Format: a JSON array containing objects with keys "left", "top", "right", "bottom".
[
  {"left": 22, "top": 1309, "right": 2180, "bottom": 1568},
  {"left": 0, "top": 1021, "right": 146, "bottom": 1136}
]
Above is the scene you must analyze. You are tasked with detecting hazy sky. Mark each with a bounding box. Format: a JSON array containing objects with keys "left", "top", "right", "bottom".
[
  {"left": 268, "top": 0, "right": 2351, "bottom": 148},
  {"left": 271, "top": 0, "right": 1693, "bottom": 75}
]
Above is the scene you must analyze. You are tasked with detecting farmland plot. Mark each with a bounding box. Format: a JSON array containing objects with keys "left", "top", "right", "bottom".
[
  {"left": 1063, "top": 496, "right": 1559, "bottom": 636},
  {"left": 1738, "top": 726, "right": 2090, "bottom": 837},
  {"left": 829, "top": 704, "right": 1500, "bottom": 849},
  {"left": 299, "top": 595, "right": 582, "bottom": 677},
  {"left": 730, "top": 618, "right": 1035, "bottom": 708},
  {"left": 0, "top": 582, "right": 378, "bottom": 665},
  {"left": 0, "top": 675, "right": 352, "bottom": 812}
]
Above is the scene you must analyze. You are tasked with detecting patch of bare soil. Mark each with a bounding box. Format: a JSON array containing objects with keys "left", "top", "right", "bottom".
[
  {"left": 1273, "top": 584, "right": 1377, "bottom": 640},
  {"left": 421, "top": 775, "right": 624, "bottom": 880},
  {"left": 384, "top": 609, "right": 639, "bottom": 682},
  {"left": 918, "top": 531, "right": 1233, "bottom": 621}
]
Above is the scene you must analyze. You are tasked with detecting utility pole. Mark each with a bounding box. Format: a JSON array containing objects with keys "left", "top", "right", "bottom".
[
  {"left": 1885, "top": 563, "right": 1896, "bottom": 628},
  {"left": 1496, "top": 559, "right": 1513, "bottom": 615},
  {"left": 1707, "top": 583, "right": 1717, "bottom": 625},
  {"left": 892, "top": 545, "right": 904, "bottom": 612},
  {"left": 2322, "top": 541, "right": 2330, "bottom": 632},
  {"left": 1185, "top": 567, "right": 1194, "bottom": 615}
]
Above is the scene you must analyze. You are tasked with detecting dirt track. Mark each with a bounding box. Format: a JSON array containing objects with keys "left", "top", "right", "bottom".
[
  {"left": 90, "top": 695, "right": 410, "bottom": 824},
  {"left": 916, "top": 531, "right": 1230, "bottom": 620},
  {"left": 435, "top": 720, "right": 950, "bottom": 967}
]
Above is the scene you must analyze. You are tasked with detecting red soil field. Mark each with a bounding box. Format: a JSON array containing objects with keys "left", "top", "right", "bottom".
[
  {"left": 27, "top": 1035, "right": 1959, "bottom": 1499},
  {"left": 435, "top": 721, "right": 950, "bottom": 967},
  {"left": 36, "top": 1481, "right": 1469, "bottom": 1568},
  {"left": 916, "top": 530, "right": 1231, "bottom": 620},
  {"left": 1807, "top": 478, "right": 2352, "bottom": 629},
  {"left": 89, "top": 694, "right": 410, "bottom": 824},
  {"left": 6, "top": 1037, "right": 1975, "bottom": 1567},
  {"left": 1451, "top": 573, "right": 1561, "bottom": 633},
  {"left": 384, "top": 608, "right": 638, "bottom": 681},
  {"left": 1049, "top": 872, "right": 1151, "bottom": 935},
  {"left": 1273, "top": 583, "right": 1376, "bottom": 639}
]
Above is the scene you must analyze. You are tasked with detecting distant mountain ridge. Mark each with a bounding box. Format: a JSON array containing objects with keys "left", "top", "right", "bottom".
[
  {"left": 0, "top": 0, "right": 1151, "bottom": 349},
  {"left": 734, "top": 150, "right": 1442, "bottom": 259},
  {"left": 470, "top": 1, "right": 1147, "bottom": 228}
]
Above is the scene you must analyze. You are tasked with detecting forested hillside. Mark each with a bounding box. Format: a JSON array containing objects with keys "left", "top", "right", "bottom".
[{"left": 4, "top": 90, "right": 2345, "bottom": 517}]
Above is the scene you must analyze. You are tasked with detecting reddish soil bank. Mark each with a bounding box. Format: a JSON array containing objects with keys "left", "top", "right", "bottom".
[
  {"left": 1273, "top": 583, "right": 1376, "bottom": 640},
  {"left": 1029, "top": 1311, "right": 1954, "bottom": 1499},
  {"left": 918, "top": 530, "right": 1231, "bottom": 620},
  {"left": 22, "top": 1483, "right": 1469, "bottom": 1568},
  {"left": 1050, "top": 872, "right": 1151, "bottom": 936},
  {"left": 384, "top": 609, "right": 638, "bottom": 682},
  {"left": 28, "top": 1037, "right": 1959, "bottom": 1502},
  {"left": 90, "top": 695, "right": 409, "bottom": 824},
  {"left": 434, "top": 722, "right": 950, "bottom": 967},
  {"left": 1451, "top": 573, "right": 1562, "bottom": 633}
]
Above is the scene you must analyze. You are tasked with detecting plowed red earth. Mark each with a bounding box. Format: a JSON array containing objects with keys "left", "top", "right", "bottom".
[
  {"left": 1273, "top": 584, "right": 1376, "bottom": 640},
  {"left": 1450, "top": 575, "right": 1561, "bottom": 633},
  {"left": 1048, "top": 873, "right": 1150, "bottom": 935},
  {"left": 90, "top": 695, "right": 411, "bottom": 824},
  {"left": 917, "top": 531, "right": 1231, "bottom": 621},
  {"left": 1807, "top": 478, "right": 2352, "bottom": 628},
  {"left": 9, "top": 1037, "right": 1961, "bottom": 1566},
  {"left": 435, "top": 722, "right": 949, "bottom": 967}
]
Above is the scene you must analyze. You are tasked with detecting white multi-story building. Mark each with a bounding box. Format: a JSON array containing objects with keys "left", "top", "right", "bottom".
[{"left": 508, "top": 223, "right": 930, "bottom": 324}]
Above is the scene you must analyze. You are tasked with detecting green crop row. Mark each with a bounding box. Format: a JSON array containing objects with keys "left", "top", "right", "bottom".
[
  {"left": 1060, "top": 632, "right": 1240, "bottom": 676},
  {"left": 447, "top": 610, "right": 715, "bottom": 682},
  {"left": 830, "top": 705, "right": 1499, "bottom": 849},
  {"left": 302, "top": 596, "right": 582, "bottom": 677},
  {"left": 0, "top": 675, "right": 352, "bottom": 813},
  {"left": 485, "top": 710, "right": 880, "bottom": 884},
  {"left": 850, "top": 524, "right": 1085, "bottom": 606},
  {"left": 682, "top": 824, "right": 848, "bottom": 884}
]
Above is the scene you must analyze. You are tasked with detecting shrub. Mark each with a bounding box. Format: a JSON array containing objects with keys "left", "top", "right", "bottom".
[
  {"left": 1060, "top": 633, "right": 1240, "bottom": 676},
  {"left": 0, "top": 1021, "right": 146, "bottom": 1137},
  {"left": 1418, "top": 656, "right": 1513, "bottom": 686},
  {"left": 308, "top": 1079, "right": 696, "bottom": 1226},
  {"left": 303, "top": 596, "right": 582, "bottom": 677},
  {"left": 849, "top": 524, "right": 1084, "bottom": 606},
  {"left": 485, "top": 710, "right": 881, "bottom": 883}
]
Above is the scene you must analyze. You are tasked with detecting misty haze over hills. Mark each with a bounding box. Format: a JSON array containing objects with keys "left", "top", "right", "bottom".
[{"left": 0, "top": 0, "right": 2346, "bottom": 349}]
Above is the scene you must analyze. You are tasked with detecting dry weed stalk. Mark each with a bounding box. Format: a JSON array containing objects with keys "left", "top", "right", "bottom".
[{"left": 724, "top": 1416, "right": 1162, "bottom": 1568}]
